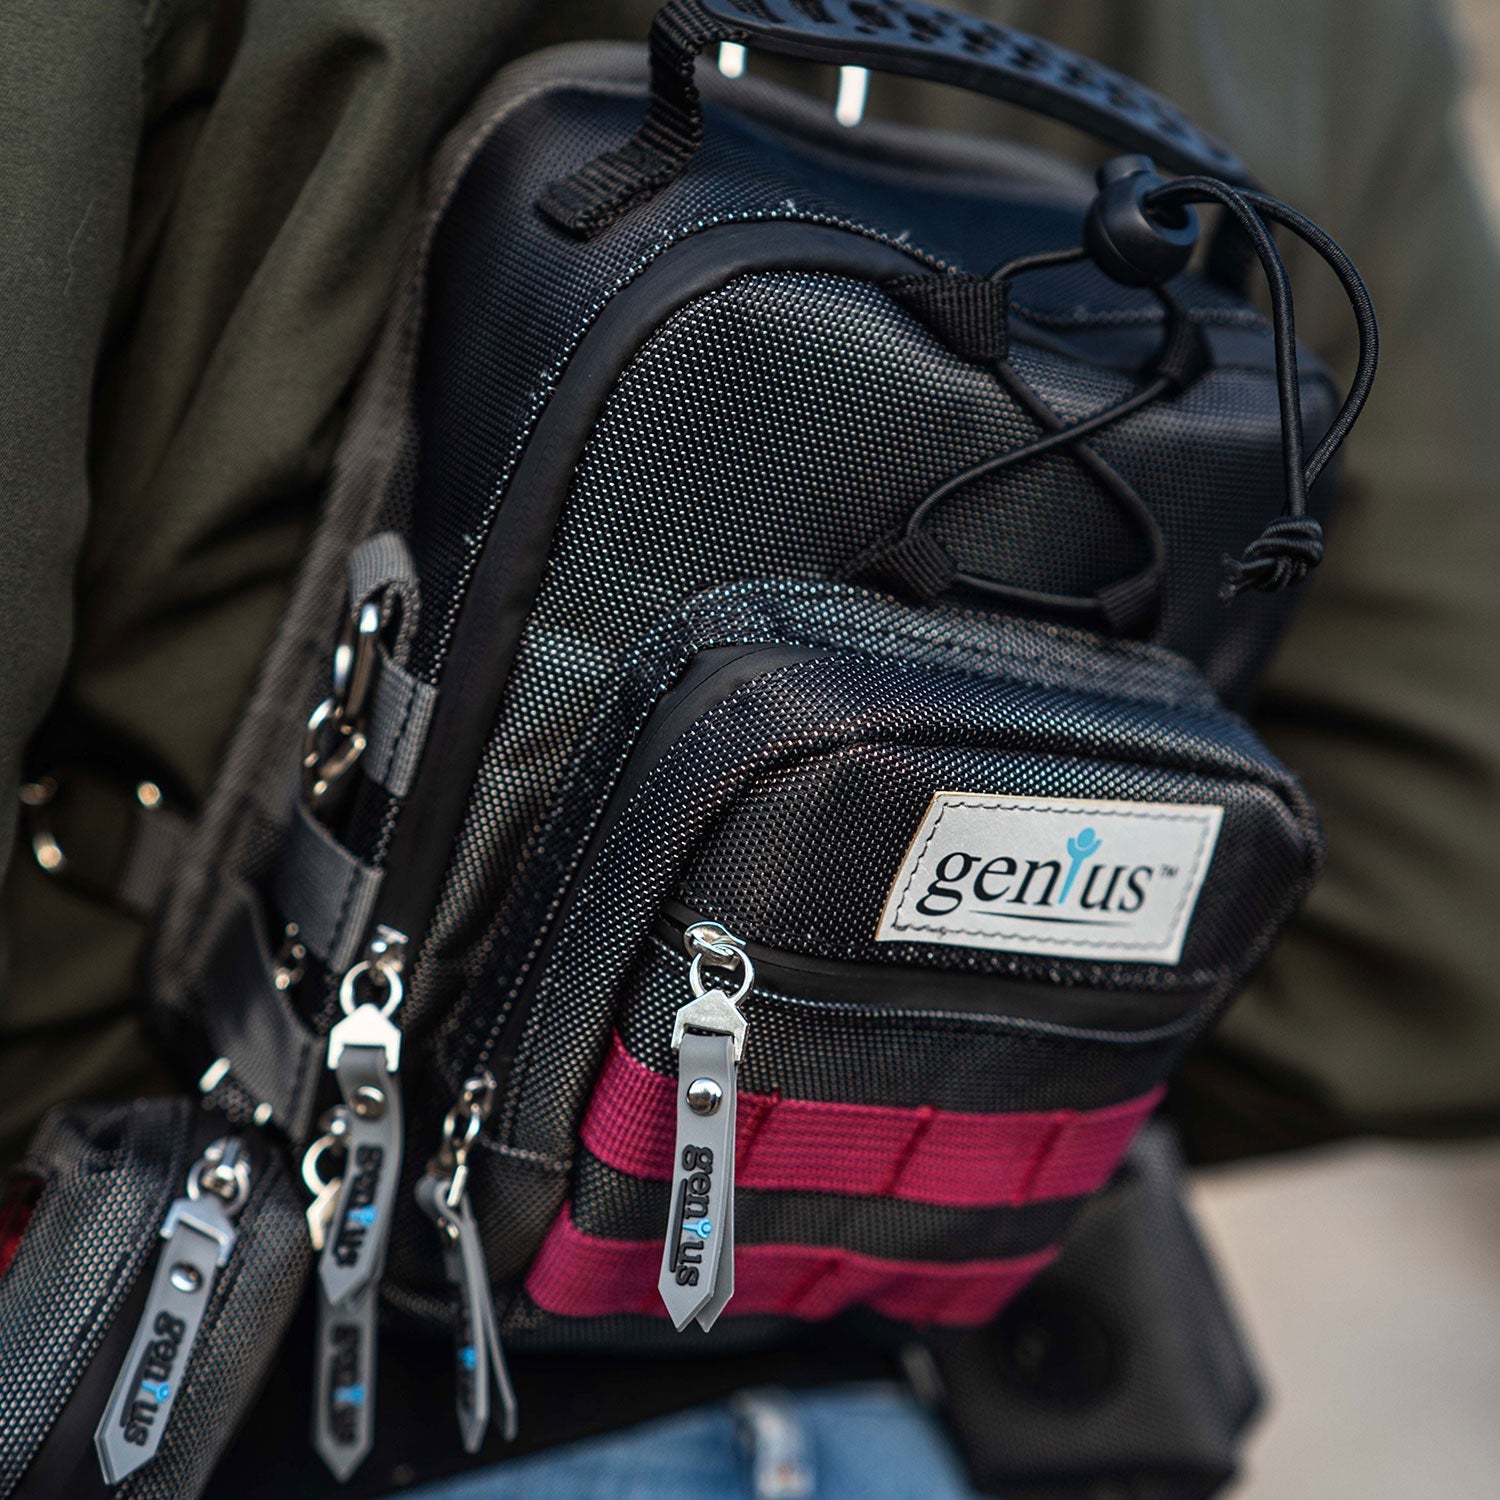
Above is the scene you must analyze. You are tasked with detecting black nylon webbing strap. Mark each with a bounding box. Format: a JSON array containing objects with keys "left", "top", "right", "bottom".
[
  {"left": 347, "top": 531, "right": 421, "bottom": 661},
  {"left": 538, "top": 0, "right": 732, "bottom": 236},
  {"left": 846, "top": 527, "right": 959, "bottom": 602},
  {"left": 273, "top": 802, "right": 382, "bottom": 973},
  {"left": 886, "top": 273, "right": 1009, "bottom": 365},
  {"left": 115, "top": 799, "right": 192, "bottom": 919},
  {"left": 361, "top": 649, "right": 437, "bottom": 799},
  {"left": 202, "top": 884, "right": 322, "bottom": 1141}
]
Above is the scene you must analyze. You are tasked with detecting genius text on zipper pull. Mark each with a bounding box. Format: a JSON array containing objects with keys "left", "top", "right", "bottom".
[
  {"left": 96, "top": 1136, "right": 251, "bottom": 1484},
  {"left": 659, "top": 923, "right": 752, "bottom": 1332},
  {"left": 415, "top": 1070, "right": 519, "bottom": 1450}
]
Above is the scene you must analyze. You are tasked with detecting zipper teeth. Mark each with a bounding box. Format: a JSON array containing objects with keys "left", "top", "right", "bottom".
[
  {"left": 369, "top": 222, "right": 944, "bottom": 977},
  {"left": 461, "top": 644, "right": 822, "bottom": 1097},
  {"left": 646, "top": 928, "right": 1205, "bottom": 1046}
]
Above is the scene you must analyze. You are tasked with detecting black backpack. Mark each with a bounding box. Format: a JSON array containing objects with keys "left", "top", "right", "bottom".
[{"left": 0, "top": 5, "right": 1376, "bottom": 1497}]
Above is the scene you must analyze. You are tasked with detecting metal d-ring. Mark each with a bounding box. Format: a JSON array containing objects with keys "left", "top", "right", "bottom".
[
  {"left": 302, "top": 600, "right": 381, "bottom": 806},
  {"left": 338, "top": 957, "right": 404, "bottom": 1019},
  {"left": 687, "top": 948, "right": 756, "bottom": 1008}
]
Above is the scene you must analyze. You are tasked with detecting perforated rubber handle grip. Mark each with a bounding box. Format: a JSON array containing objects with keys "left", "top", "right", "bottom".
[{"left": 540, "top": 0, "right": 1252, "bottom": 237}]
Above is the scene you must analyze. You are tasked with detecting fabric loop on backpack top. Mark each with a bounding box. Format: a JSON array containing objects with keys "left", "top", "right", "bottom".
[
  {"left": 273, "top": 803, "right": 382, "bottom": 974},
  {"left": 885, "top": 273, "right": 1010, "bottom": 365},
  {"left": 844, "top": 528, "right": 959, "bottom": 603},
  {"left": 346, "top": 530, "right": 421, "bottom": 663}
]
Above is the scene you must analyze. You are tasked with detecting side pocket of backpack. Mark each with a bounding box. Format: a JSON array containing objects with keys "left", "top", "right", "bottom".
[{"left": 0, "top": 1098, "right": 310, "bottom": 1500}]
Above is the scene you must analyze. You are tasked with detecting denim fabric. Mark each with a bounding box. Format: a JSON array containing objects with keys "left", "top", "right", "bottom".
[{"left": 393, "top": 1384, "right": 990, "bottom": 1500}]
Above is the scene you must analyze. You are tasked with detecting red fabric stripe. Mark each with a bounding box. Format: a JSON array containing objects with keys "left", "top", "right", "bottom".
[
  {"left": 526, "top": 1208, "right": 1058, "bottom": 1327},
  {"left": 0, "top": 1174, "right": 42, "bottom": 1282},
  {"left": 582, "top": 1033, "right": 1160, "bottom": 1209}
]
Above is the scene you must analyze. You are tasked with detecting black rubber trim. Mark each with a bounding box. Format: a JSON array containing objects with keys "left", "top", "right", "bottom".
[
  {"left": 375, "top": 222, "right": 926, "bottom": 949},
  {"left": 539, "top": 1, "right": 1252, "bottom": 236}
]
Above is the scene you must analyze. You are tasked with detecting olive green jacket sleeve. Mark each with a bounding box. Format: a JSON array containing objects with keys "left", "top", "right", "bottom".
[{"left": 2, "top": 0, "right": 1496, "bottom": 1161}]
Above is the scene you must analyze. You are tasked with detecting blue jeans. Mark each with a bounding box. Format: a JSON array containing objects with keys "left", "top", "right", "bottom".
[{"left": 397, "top": 1384, "right": 990, "bottom": 1500}]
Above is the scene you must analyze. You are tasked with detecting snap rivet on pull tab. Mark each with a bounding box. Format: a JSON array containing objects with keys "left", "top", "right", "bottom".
[
  {"left": 660, "top": 923, "right": 751, "bottom": 1332},
  {"left": 96, "top": 1137, "right": 251, "bottom": 1485},
  {"left": 312, "top": 926, "right": 406, "bottom": 1483},
  {"left": 416, "top": 1070, "right": 519, "bottom": 1452}
]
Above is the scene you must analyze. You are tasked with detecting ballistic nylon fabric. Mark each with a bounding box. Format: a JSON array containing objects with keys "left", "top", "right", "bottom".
[{"left": 0, "top": 1101, "right": 190, "bottom": 1491}]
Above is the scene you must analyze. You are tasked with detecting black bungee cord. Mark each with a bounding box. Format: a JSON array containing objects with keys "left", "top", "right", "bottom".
[
  {"left": 1140, "top": 174, "right": 1379, "bottom": 600},
  {"left": 881, "top": 157, "right": 1379, "bottom": 617}
]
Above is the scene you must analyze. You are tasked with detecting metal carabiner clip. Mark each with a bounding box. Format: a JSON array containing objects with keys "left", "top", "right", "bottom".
[{"left": 302, "top": 600, "right": 381, "bottom": 807}]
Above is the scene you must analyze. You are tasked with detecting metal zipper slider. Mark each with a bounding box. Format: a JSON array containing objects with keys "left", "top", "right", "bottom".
[
  {"left": 96, "top": 1137, "right": 251, "bottom": 1484},
  {"left": 659, "top": 923, "right": 751, "bottom": 1332},
  {"left": 415, "top": 1071, "right": 519, "bottom": 1450},
  {"left": 319, "top": 926, "right": 406, "bottom": 1307}
]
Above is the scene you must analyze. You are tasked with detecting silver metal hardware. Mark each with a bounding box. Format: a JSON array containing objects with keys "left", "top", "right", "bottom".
[
  {"left": 432, "top": 1070, "right": 496, "bottom": 1214},
  {"left": 686, "top": 1077, "right": 723, "bottom": 1116},
  {"left": 717, "top": 41, "right": 747, "bottom": 77},
  {"left": 301, "top": 1110, "right": 349, "bottom": 1253},
  {"left": 19, "top": 777, "right": 66, "bottom": 873},
  {"left": 19, "top": 773, "right": 170, "bottom": 883},
  {"left": 303, "top": 600, "right": 381, "bottom": 805},
  {"left": 327, "top": 927, "right": 408, "bottom": 1072},
  {"left": 350, "top": 1085, "right": 386, "bottom": 1119},
  {"left": 198, "top": 1055, "right": 232, "bottom": 1094},
  {"left": 169, "top": 1262, "right": 203, "bottom": 1294},
  {"left": 197, "top": 1055, "right": 275, "bottom": 1127},
  {"left": 188, "top": 1136, "right": 252, "bottom": 1215},
  {"left": 273, "top": 922, "right": 307, "bottom": 991},
  {"left": 674, "top": 921, "right": 754, "bottom": 1062},
  {"left": 834, "top": 65, "right": 869, "bottom": 127}
]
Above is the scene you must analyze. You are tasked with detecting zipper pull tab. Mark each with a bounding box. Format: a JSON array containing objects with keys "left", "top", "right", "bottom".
[
  {"left": 659, "top": 923, "right": 751, "bottom": 1332},
  {"left": 313, "top": 1279, "right": 378, "bottom": 1482},
  {"left": 319, "top": 927, "right": 406, "bottom": 1307},
  {"left": 304, "top": 1106, "right": 380, "bottom": 1481},
  {"left": 96, "top": 1137, "right": 252, "bottom": 1484},
  {"left": 416, "top": 1071, "right": 519, "bottom": 1450}
]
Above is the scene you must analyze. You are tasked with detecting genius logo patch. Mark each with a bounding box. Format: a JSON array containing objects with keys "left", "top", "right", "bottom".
[{"left": 877, "top": 793, "right": 1222, "bottom": 965}]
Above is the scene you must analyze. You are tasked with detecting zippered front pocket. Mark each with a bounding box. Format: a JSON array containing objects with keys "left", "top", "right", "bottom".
[{"left": 444, "top": 600, "right": 1319, "bottom": 1347}]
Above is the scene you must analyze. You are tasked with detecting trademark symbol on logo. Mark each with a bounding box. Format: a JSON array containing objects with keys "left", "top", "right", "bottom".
[{"left": 878, "top": 793, "right": 1223, "bottom": 965}]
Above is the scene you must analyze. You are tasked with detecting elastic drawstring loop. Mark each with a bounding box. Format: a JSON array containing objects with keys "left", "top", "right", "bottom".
[{"left": 1143, "top": 176, "right": 1378, "bottom": 604}]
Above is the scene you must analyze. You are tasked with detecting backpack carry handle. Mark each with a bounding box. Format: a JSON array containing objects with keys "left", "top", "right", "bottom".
[{"left": 540, "top": 0, "right": 1254, "bottom": 237}]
